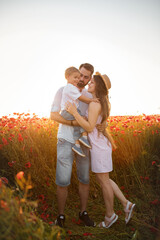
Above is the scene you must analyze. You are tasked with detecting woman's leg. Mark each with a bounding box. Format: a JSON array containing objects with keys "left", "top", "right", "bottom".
[
  {"left": 109, "top": 178, "right": 134, "bottom": 219},
  {"left": 96, "top": 172, "right": 115, "bottom": 226},
  {"left": 109, "top": 179, "right": 128, "bottom": 208}
]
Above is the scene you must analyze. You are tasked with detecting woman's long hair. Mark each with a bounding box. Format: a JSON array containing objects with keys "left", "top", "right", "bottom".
[{"left": 94, "top": 74, "right": 116, "bottom": 149}]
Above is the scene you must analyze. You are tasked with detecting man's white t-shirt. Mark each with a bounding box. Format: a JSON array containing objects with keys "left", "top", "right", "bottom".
[
  {"left": 61, "top": 83, "right": 81, "bottom": 111},
  {"left": 51, "top": 87, "right": 92, "bottom": 144}
]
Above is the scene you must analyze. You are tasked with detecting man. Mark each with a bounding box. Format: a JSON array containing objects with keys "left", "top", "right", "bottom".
[{"left": 50, "top": 63, "right": 95, "bottom": 227}]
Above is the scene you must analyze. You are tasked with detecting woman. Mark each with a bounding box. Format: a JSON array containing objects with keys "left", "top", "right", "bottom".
[{"left": 66, "top": 72, "right": 135, "bottom": 228}]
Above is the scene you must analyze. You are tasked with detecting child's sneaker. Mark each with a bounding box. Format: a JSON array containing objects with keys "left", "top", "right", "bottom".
[
  {"left": 72, "top": 145, "right": 85, "bottom": 157},
  {"left": 79, "top": 137, "right": 91, "bottom": 149}
]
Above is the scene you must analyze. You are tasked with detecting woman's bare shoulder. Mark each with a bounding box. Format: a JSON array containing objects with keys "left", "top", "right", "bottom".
[{"left": 89, "top": 102, "right": 101, "bottom": 111}]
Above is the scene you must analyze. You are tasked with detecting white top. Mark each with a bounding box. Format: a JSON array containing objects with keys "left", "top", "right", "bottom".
[
  {"left": 61, "top": 83, "right": 81, "bottom": 110},
  {"left": 51, "top": 87, "right": 92, "bottom": 143}
]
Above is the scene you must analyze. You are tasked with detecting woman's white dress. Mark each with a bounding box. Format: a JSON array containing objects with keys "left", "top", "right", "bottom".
[{"left": 88, "top": 114, "right": 113, "bottom": 173}]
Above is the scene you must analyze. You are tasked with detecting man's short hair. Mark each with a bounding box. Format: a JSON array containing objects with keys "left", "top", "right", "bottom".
[
  {"left": 79, "top": 63, "right": 94, "bottom": 75},
  {"left": 65, "top": 67, "right": 80, "bottom": 79}
]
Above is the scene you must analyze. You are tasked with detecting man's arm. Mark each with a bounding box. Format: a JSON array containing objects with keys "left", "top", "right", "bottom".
[{"left": 50, "top": 112, "right": 75, "bottom": 125}]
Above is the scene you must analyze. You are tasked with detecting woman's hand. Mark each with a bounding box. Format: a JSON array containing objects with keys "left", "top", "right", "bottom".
[
  {"left": 96, "top": 121, "right": 108, "bottom": 132},
  {"left": 65, "top": 101, "right": 78, "bottom": 116},
  {"left": 91, "top": 98, "right": 100, "bottom": 103}
]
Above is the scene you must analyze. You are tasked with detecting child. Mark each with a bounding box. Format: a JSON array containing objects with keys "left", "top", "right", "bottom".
[{"left": 60, "top": 66, "right": 97, "bottom": 157}]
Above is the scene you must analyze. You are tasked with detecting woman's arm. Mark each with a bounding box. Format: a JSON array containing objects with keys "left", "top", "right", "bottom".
[{"left": 66, "top": 102, "right": 101, "bottom": 132}]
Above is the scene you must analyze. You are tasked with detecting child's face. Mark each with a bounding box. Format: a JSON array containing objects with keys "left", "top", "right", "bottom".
[{"left": 68, "top": 72, "right": 80, "bottom": 86}]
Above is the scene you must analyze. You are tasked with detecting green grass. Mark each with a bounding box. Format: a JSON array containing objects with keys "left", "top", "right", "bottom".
[{"left": 0, "top": 113, "right": 160, "bottom": 239}]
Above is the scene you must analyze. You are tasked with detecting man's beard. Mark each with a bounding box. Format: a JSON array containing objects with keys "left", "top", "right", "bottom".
[{"left": 77, "top": 80, "right": 86, "bottom": 88}]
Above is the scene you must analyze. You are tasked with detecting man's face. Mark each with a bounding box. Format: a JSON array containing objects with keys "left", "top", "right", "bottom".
[{"left": 77, "top": 67, "right": 92, "bottom": 88}]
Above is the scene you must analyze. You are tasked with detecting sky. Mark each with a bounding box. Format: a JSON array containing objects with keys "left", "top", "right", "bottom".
[{"left": 0, "top": 0, "right": 160, "bottom": 117}]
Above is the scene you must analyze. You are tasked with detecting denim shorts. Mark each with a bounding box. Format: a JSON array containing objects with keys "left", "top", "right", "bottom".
[{"left": 56, "top": 138, "right": 90, "bottom": 187}]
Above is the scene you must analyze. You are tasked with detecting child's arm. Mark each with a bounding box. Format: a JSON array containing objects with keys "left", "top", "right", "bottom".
[{"left": 78, "top": 95, "right": 99, "bottom": 104}]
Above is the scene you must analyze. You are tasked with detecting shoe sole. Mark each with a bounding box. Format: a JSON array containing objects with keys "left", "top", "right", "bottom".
[
  {"left": 79, "top": 219, "right": 96, "bottom": 227},
  {"left": 72, "top": 147, "right": 85, "bottom": 157},
  {"left": 79, "top": 139, "right": 92, "bottom": 149},
  {"left": 125, "top": 204, "right": 136, "bottom": 224},
  {"left": 98, "top": 215, "right": 118, "bottom": 228}
]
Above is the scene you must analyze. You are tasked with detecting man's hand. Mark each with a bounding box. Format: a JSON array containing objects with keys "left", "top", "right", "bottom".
[{"left": 96, "top": 121, "right": 108, "bottom": 132}]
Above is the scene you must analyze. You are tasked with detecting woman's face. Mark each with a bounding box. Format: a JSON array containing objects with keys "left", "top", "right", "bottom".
[{"left": 88, "top": 77, "right": 96, "bottom": 94}]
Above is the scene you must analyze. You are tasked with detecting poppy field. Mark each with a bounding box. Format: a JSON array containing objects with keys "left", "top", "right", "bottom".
[{"left": 0, "top": 112, "right": 160, "bottom": 240}]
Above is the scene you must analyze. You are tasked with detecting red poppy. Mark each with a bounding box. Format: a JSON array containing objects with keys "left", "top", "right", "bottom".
[
  {"left": 144, "top": 176, "right": 149, "bottom": 180},
  {"left": 46, "top": 178, "right": 50, "bottom": 186},
  {"left": 76, "top": 219, "right": 81, "bottom": 225},
  {"left": 16, "top": 171, "right": 24, "bottom": 180},
  {"left": 18, "top": 133, "right": 23, "bottom": 142},
  {"left": 0, "top": 200, "right": 10, "bottom": 211},
  {"left": 25, "top": 162, "right": 31, "bottom": 168},
  {"left": 10, "top": 134, "right": 15, "bottom": 138},
  {"left": 8, "top": 161, "right": 16, "bottom": 167},
  {"left": 2, "top": 138, "right": 8, "bottom": 145},
  {"left": 83, "top": 232, "right": 92, "bottom": 236},
  {"left": 38, "top": 194, "right": 45, "bottom": 201},
  {"left": 151, "top": 199, "right": 159, "bottom": 205},
  {"left": 152, "top": 161, "right": 156, "bottom": 165},
  {"left": 8, "top": 162, "right": 13, "bottom": 167}
]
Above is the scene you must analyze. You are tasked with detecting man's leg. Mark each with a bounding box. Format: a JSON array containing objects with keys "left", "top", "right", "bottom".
[
  {"left": 57, "top": 185, "right": 68, "bottom": 215},
  {"left": 79, "top": 182, "right": 89, "bottom": 213},
  {"left": 55, "top": 138, "right": 74, "bottom": 227},
  {"left": 76, "top": 146, "right": 95, "bottom": 226}
]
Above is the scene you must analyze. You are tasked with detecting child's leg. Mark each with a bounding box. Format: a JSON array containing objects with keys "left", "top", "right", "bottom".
[
  {"left": 75, "top": 140, "right": 80, "bottom": 144},
  {"left": 79, "top": 132, "right": 91, "bottom": 149},
  {"left": 72, "top": 127, "right": 86, "bottom": 157},
  {"left": 61, "top": 110, "right": 85, "bottom": 156},
  {"left": 72, "top": 139, "right": 85, "bottom": 157},
  {"left": 82, "top": 132, "right": 87, "bottom": 136}
]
